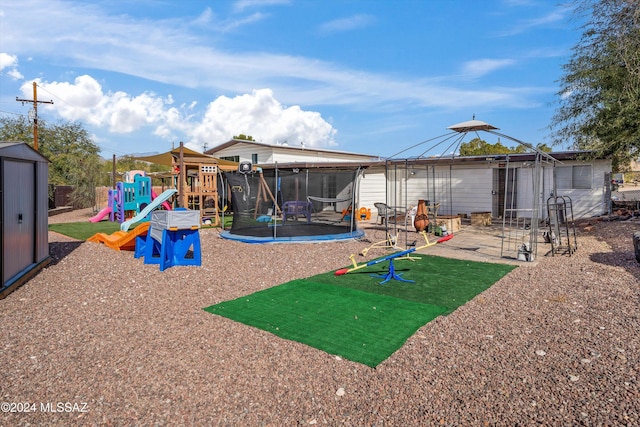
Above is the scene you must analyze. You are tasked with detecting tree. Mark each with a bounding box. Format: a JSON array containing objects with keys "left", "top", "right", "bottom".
[
  {"left": 535, "top": 143, "right": 553, "bottom": 153},
  {"left": 0, "top": 115, "right": 102, "bottom": 207},
  {"left": 459, "top": 137, "right": 524, "bottom": 156},
  {"left": 233, "top": 134, "right": 255, "bottom": 141},
  {"left": 550, "top": 0, "right": 640, "bottom": 170}
]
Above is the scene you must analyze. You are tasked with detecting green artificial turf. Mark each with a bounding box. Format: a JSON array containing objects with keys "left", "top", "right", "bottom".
[
  {"left": 204, "top": 253, "right": 517, "bottom": 367},
  {"left": 48, "top": 221, "right": 121, "bottom": 240},
  {"left": 204, "top": 281, "right": 447, "bottom": 367},
  {"left": 315, "top": 254, "right": 517, "bottom": 314}
]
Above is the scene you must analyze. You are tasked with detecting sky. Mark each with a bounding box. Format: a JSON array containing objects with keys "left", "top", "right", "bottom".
[{"left": 0, "top": 0, "right": 584, "bottom": 159}]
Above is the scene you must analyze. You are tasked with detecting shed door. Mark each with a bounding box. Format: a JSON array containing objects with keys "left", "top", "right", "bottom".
[{"left": 3, "top": 159, "right": 35, "bottom": 284}]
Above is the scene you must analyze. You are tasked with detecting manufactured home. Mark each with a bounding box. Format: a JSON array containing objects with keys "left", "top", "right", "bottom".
[
  {"left": 204, "top": 138, "right": 376, "bottom": 165},
  {"left": 210, "top": 140, "right": 611, "bottom": 221},
  {"left": 359, "top": 151, "right": 612, "bottom": 221}
]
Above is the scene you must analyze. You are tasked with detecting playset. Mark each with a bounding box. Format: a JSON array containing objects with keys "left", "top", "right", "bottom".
[{"left": 88, "top": 206, "right": 201, "bottom": 271}]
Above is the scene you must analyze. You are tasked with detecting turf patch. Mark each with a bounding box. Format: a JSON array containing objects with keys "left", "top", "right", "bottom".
[
  {"left": 49, "top": 221, "right": 121, "bottom": 240},
  {"left": 204, "top": 253, "right": 516, "bottom": 367},
  {"left": 314, "top": 254, "right": 517, "bottom": 314},
  {"left": 204, "top": 281, "right": 446, "bottom": 368}
]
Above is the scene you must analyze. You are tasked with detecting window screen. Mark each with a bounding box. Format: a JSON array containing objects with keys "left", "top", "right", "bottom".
[
  {"left": 556, "top": 165, "right": 591, "bottom": 189},
  {"left": 572, "top": 165, "right": 591, "bottom": 189}
]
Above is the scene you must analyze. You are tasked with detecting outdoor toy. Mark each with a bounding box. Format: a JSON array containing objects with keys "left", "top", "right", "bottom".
[
  {"left": 335, "top": 247, "right": 417, "bottom": 284},
  {"left": 335, "top": 232, "right": 453, "bottom": 277},
  {"left": 359, "top": 230, "right": 401, "bottom": 256},
  {"left": 90, "top": 171, "right": 173, "bottom": 224},
  {"left": 89, "top": 206, "right": 112, "bottom": 223},
  {"left": 135, "top": 209, "right": 201, "bottom": 271},
  {"left": 110, "top": 174, "right": 153, "bottom": 223},
  {"left": 87, "top": 222, "right": 150, "bottom": 251},
  {"left": 120, "top": 188, "right": 177, "bottom": 231},
  {"left": 357, "top": 207, "right": 371, "bottom": 221}
]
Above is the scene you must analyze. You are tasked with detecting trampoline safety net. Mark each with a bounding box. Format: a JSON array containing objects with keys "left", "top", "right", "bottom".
[{"left": 222, "top": 167, "right": 363, "bottom": 243}]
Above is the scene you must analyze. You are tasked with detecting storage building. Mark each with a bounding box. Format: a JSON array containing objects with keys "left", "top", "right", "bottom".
[{"left": 1, "top": 142, "right": 51, "bottom": 299}]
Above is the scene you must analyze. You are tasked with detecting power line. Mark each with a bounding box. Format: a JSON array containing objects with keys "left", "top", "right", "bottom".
[{"left": 0, "top": 109, "right": 26, "bottom": 117}]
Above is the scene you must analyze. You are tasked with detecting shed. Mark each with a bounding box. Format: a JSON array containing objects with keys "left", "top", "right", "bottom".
[{"left": 1, "top": 142, "right": 51, "bottom": 299}]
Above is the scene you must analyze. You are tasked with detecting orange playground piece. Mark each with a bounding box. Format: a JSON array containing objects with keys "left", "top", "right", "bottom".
[{"left": 87, "top": 222, "right": 150, "bottom": 251}]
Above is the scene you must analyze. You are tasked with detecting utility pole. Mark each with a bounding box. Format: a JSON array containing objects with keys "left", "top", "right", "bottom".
[{"left": 16, "top": 82, "right": 54, "bottom": 151}]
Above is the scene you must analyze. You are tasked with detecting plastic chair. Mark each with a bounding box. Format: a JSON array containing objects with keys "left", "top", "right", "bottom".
[{"left": 374, "top": 202, "right": 397, "bottom": 225}]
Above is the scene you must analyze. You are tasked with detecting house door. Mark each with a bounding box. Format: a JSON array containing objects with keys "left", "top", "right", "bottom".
[
  {"left": 2, "top": 159, "right": 35, "bottom": 284},
  {"left": 493, "top": 167, "right": 517, "bottom": 219}
]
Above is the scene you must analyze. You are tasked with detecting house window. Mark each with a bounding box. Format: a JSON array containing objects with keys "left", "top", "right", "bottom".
[
  {"left": 221, "top": 155, "right": 239, "bottom": 162},
  {"left": 251, "top": 153, "right": 258, "bottom": 164},
  {"left": 556, "top": 165, "right": 592, "bottom": 189}
]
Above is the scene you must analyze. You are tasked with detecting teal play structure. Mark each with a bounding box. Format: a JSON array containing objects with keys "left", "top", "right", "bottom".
[
  {"left": 109, "top": 173, "right": 152, "bottom": 223},
  {"left": 101, "top": 171, "right": 174, "bottom": 226}
]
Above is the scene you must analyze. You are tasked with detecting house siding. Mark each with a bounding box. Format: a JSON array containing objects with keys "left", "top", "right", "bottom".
[
  {"left": 215, "top": 145, "right": 275, "bottom": 164},
  {"left": 541, "top": 159, "right": 609, "bottom": 219},
  {"left": 358, "top": 169, "right": 386, "bottom": 213},
  {"left": 209, "top": 141, "right": 374, "bottom": 165},
  {"left": 361, "top": 164, "right": 493, "bottom": 216}
]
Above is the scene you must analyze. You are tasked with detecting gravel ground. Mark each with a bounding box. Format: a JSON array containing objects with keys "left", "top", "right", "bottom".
[{"left": 1, "top": 208, "right": 639, "bottom": 426}]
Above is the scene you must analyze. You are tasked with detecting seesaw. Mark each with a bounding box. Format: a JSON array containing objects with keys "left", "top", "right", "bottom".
[
  {"left": 335, "top": 232, "right": 453, "bottom": 283},
  {"left": 359, "top": 229, "right": 401, "bottom": 256}
]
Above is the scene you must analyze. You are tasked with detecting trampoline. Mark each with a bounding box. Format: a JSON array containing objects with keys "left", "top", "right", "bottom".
[{"left": 221, "top": 166, "right": 364, "bottom": 243}]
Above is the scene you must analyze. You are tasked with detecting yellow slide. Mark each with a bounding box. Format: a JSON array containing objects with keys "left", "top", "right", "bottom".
[{"left": 87, "top": 222, "right": 150, "bottom": 251}]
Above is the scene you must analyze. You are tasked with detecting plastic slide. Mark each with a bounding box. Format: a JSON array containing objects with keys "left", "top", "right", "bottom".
[
  {"left": 120, "top": 188, "right": 177, "bottom": 231},
  {"left": 87, "top": 222, "right": 150, "bottom": 251},
  {"left": 151, "top": 189, "right": 172, "bottom": 211},
  {"left": 88, "top": 207, "right": 112, "bottom": 223}
]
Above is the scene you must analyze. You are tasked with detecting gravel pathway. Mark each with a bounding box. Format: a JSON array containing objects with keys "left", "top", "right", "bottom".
[{"left": 1, "top": 209, "right": 639, "bottom": 426}]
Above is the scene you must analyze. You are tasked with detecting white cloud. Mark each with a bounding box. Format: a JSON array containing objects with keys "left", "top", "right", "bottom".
[
  {"left": 193, "top": 7, "right": 214, "bottom": 25},
  {"left": 0, "top": 52, "right": 18, "bottom": 70},
  {"left": 7, "top": 68, "right": 23, "bottom": 79},
  {"left": 461, "top": 59, "right": 516, "bottom": 78},
  {"left": 106, "top": 92, "right": 167, "bottom": 133},
  {"left": 232, "top": 0, "right": 290, "bottom": 13},
  {"left": 216, "top": 12, "right": 267, "bottom": 32},
  {"left": 22, "top": 75, "right": 336, "bottom": 149},
  {"left": 190, "top": 89, "right": 337, "bottom": 149},
  {"left": 318, "top": 14, "right": 375, "bottom": 35},
  {"left": 497, "top": 8, "right": 571, "bottom": 37},
  {"left": 22, "top": 75, "right": 172, "bottom": 133},
  {"left": 0, "top": 52, "right": 23, "bottom": 79}
]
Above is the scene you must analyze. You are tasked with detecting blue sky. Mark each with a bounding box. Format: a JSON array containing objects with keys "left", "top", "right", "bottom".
[{"left": 0, "top": 0, "right": 583, "bottom": 159}]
